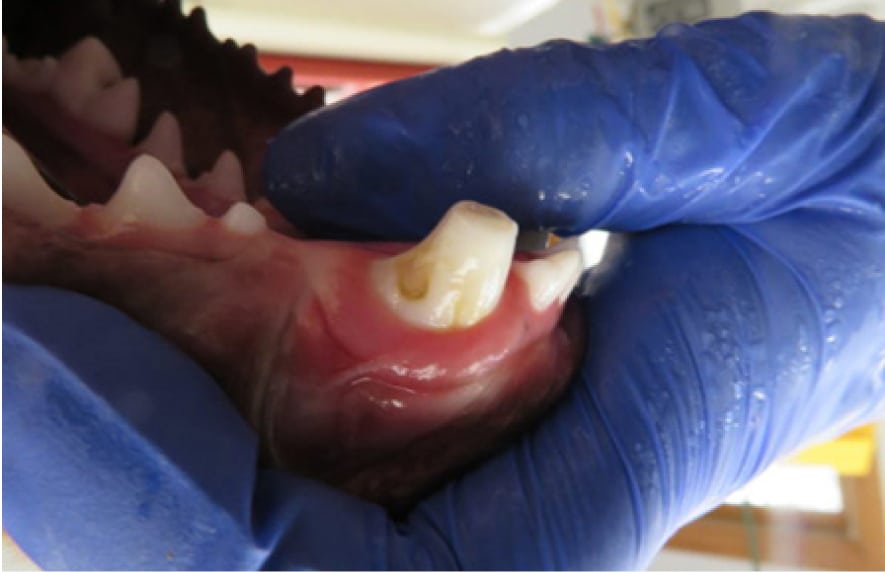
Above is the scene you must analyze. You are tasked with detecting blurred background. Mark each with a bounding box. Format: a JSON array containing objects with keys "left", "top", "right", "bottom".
[{"left": 177, "top": 1, "right": 882, "bottom": 570}]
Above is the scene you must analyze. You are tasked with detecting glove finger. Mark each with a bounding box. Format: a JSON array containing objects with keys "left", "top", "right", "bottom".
[
  {"left": 264, "top": 13, "right": 884, "bottom": 240},
  {"left": 413, "top": 217, "right": 885, "bottom": 569},
  {"left": 3, "top": 285, "right": 261, "bottom": 569}
]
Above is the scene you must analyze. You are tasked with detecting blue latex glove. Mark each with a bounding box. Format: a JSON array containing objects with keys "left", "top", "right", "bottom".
[{"left": 5, "top": 11, "right": 885, "bottom": 570}]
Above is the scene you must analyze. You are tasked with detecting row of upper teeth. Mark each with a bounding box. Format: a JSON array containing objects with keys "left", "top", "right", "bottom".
[
  {"left": 3, "top": 133, "right": 266, "bottom": 235},
  {"left": 3, "top": 37, "right": 583, "bottom": 331},
  {"left": 3, "top": 35, "right": 246, "bottom": 202},
  {"left": 6, "top": 128, "right": 582, "bottom": 329}
]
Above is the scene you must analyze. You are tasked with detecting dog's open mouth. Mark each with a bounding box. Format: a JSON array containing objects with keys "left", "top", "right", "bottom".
[{"left": 3, "top": 0, "right": 586, "bottom": 509}]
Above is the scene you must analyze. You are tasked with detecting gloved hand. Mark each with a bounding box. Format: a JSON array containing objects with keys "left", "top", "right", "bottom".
[{"left": 5, "top": 11, "right": 885, "bottom": 570}]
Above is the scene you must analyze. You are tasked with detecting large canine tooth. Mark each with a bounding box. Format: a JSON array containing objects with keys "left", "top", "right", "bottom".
[
  {"left": 81, "top": 77, "right": 140, "bottom": 141},
  {"left": 2, "top": 134, "right": 78, "bottom": 226},
  {"left": 222, "top": 202, "right": 267, "bottom": 235},
  {"left": 372, "top": 201, "right": 517, "bottom": 330},
  {"left": 104, "top": 155, "right": 206, "bottom": 229},
  {"left": 512, "top": 249, "right": 583, "bottom": 311},
  {"left": 196, "top": 150, "right": 247, "bottom": 202},
  {"left": 137, "top": 111, "right": 186, "bottom": 174},
  {"left": 51, "top": 37, "right": 123, "bottom": 113}
]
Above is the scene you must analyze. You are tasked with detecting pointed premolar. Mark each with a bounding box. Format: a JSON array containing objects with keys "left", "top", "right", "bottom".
[
  {"left": 137, "top": 111, "right": 186, "bottom": 174},
  {"left": 372, "top": 201, "right": 518, "bottom": 330},
  {"left": 196, "top": 150, "right": 247, "bottom": 203},
  {"left": 512, "top": 249, "right": 583, "bottom": 312},
  {"left": 3, "top": 134, "right": 78, "bottom": 226},
  {"left": 103, "top": 155, "right": 207, "bottom": 229},
  {"left": 222, "top": 202, "right": 267, "bottom": 235}
]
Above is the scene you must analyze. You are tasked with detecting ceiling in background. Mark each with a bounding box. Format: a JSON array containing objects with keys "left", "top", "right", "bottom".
[{"left": 185, "top": 0, "right": 885, "bottom": 64}]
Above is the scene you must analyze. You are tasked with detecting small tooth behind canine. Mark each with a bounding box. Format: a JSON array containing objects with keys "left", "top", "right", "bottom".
[
  {"left": 372, "top": 201, "right": 517, "bottom": 330},
  {"left": 104, "top": 155, "right": 206, "bottom": 229},
  {"left": 81, "top": 77, "right": 140, "bottom": 141},
  {"left": 512, "top": 250, "right": 583, "bottom": 311},
  {"left": 2, "top": 134, "right": 78, "bottom": 226},
  {"left": 137, "top": 112, "right": 186, "bottom": 174},
  {"left": 222, "top": 202, "right": 267, "bottom": 235},
  {"left": 51, "top": 36, "right": 123, "bottom": 113},
  {"left": 196, "top": 150, "right": 247, "bottom": 203}
]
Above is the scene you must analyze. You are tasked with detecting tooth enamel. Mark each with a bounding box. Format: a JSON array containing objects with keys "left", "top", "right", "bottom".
[
  {"left": 512, "top": 249, "right": 583, "bottom": 311},
  {"left": 104, "top": 155, "right": 206, "bottom": 229},
  {"left": 372, "top": 201, "right": 517, "bottom": 330},
  {"left": 137, "top": 111, "right": 186, "bottom": 174},
  {"left": 222, "top": 202, "right": 267, "bottom": 235},
  {"left": 81, "top": 77, "right": 140, "bottom": 141},
  {"left": 196, "top": 150, "right": 247, "bottom": 202},
  {"left": 2, "top": 134, "right": 78, "bottom": 226},
  {"left": 51, "top": 36, "right": 123, "bottom": 113}
]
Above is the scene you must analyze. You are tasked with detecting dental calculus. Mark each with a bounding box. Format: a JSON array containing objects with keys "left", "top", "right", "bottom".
[{"left": 373, "top": 201, "right": 584, "bottom": 330}]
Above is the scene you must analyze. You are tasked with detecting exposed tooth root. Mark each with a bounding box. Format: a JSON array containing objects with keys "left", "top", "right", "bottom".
[
  {"left": 104, "top": 155, "right": 206, "bottom": 229},
  {"left": 82, "top": 77, "right": 140, "bottom": 141},
  {"left": 222, "top": 202, "right": 267, "bottom": 235},
  {"left": 51, "top": 36, "right": 123, "bottom": 113},
  {"left": 512, "top": 249, "right": 583, "bottom": 312},
  {"left": 137, "top": 111, "right": 186, "bottom": 174},
  {"left": 196, "top": 150, "right": 247, "bottom": 202},
  {"left": 373, "top": 201, "right": 517, "bottom": 330},
  {"left": 2, "top": 134, "right": 78, "bottom": 226}
]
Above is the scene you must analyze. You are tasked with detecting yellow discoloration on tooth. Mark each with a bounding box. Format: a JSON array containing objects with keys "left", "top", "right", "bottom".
[
  {"left": 373, "top": 201, "right": 517, "bottom": 330},
  {"left": 2, "top": 133, "right": 78, "bottom": 226}
]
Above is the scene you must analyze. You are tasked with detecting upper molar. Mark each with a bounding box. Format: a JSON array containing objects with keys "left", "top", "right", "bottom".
[{"left": 372, "top": 201, "right": 517, "bottom": 330}]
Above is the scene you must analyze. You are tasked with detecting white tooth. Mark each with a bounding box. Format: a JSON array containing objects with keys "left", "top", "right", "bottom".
[
  {"left": 104, "top": 155, "right": 206, "bottom": 229},
  {"left": 137, "top": 111, "right": 186, "bottom": 174},
  {"left": 372, "top": 201, "right": 517, "bottom": 330},
  {"left": 51, "top": 36, "right": 123, "bottom": 113},
  {"left": 2, "top": 134, "right": 78, "bottom": 226},
  {"left": 81, "top": 77, "right": 140, "bottom": 141},
  {"left": 196, "top": 150, "right": 246, "bottom": 203},
  {"left": 512, "top": 249, "right": 583, "bottom": 312},
  {"left": 221, "top": 202, "right": 267, "bottom": 235}
]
